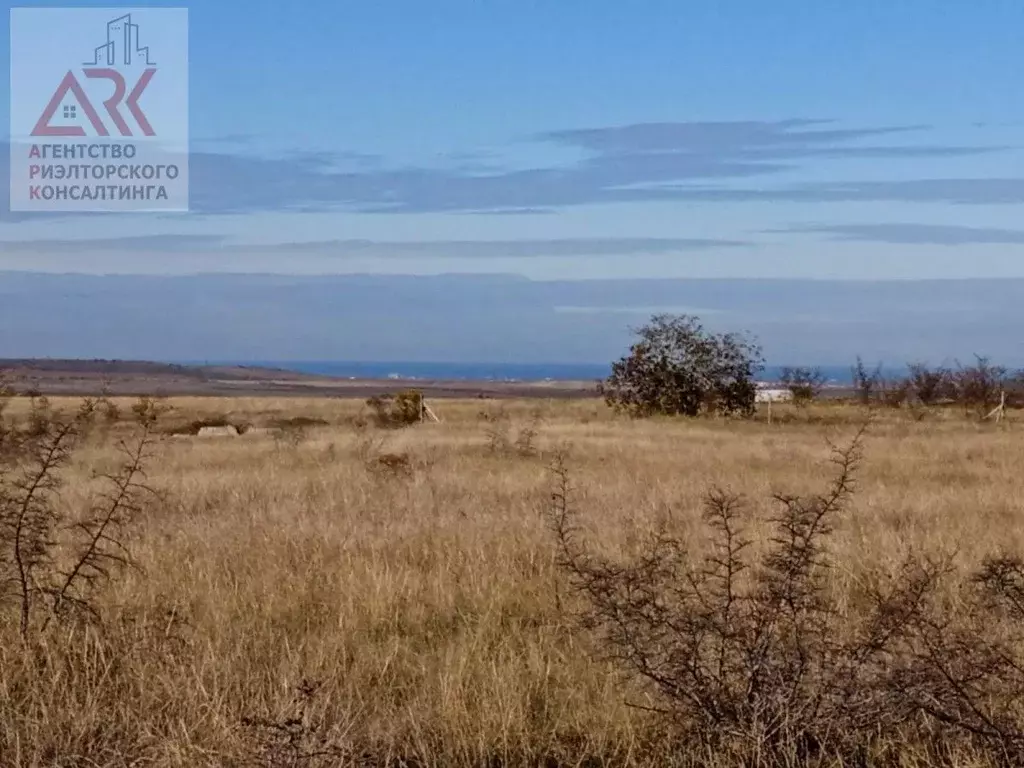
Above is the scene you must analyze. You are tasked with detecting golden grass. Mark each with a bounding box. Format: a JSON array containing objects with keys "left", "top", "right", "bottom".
[{"left": 2, "top": 396, "right": 1023, "bottom": 766}]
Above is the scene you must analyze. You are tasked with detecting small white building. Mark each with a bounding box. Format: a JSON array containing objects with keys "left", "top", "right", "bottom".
[{"left": 755, "top": 387, "right": 793, "bottom": 404}]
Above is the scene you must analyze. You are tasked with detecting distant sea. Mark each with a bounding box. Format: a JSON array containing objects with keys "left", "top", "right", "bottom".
[{"left": 196, "top": 361, "right": 869, "bottom": 385}]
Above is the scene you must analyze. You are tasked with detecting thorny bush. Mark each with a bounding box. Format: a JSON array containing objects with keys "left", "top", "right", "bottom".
[
  {"left": 0, "top": 391, "right": 157, "bottom": 638},
  {"left": 546, "top": 425, "right": 1024, "bottom": 766}
]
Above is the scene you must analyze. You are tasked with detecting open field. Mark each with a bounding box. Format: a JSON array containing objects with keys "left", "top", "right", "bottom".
[{"left": 2, "top": 396, "right": 1024, "bottom": 766}]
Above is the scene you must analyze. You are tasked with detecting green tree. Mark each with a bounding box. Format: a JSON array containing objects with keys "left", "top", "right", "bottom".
[{"left": 599, "top": 314, "right": 763, "bottom": 417}]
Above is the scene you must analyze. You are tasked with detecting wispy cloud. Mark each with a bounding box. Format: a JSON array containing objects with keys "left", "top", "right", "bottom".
[
  {"left": 0, "top": 235, "right": 751, "bottom": 258},
  {"left": 185, "top": 121, "right": 1014, "bottom": 213},
  {"left": 0, "top": 235, "right": 225, "bottom": 252},
  {"left": 666, "top": 179, "right": 1024, "bottom": 205},
  {"left": 772, "top": 223, "right": 1024, "bottom": 245},
  {"left": 539, "top": 119, "right": 930, "bottom": 154},
  {"left": 2, "top": 120, "right": 1008, "bottom": 219}
]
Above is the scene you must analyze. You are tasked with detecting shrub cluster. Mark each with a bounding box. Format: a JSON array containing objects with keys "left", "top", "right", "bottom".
[
  {"left": 366, "top": 389, "right": 424, "bottom": 428},
  {"left": 852, "top": 356, "right": 1022, "bottom": 416}
]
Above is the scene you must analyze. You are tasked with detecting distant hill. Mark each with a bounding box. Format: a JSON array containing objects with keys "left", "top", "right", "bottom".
[{"left": 0, "top": 358, "right": 597, "bottom": 398}]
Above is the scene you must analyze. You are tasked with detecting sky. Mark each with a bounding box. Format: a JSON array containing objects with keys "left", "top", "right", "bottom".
[{"left": 0, "top": 2, "right": 1022, "bottom": 363}]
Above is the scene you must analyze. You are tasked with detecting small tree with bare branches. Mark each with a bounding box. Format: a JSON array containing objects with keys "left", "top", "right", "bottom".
[
  {"left": 0, "top": 395, "right": 156, "bottom": 637},
  {"left": 951, "top": 356, "right": 1007, "bottom": 418},
  {"left": 779, "top": 366, "right": 828, "bottom": 406}
]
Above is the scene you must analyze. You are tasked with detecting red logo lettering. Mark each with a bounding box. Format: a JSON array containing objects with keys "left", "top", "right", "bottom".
[{"left": 31, "top": 67, "right": 157, "bottom": 137}]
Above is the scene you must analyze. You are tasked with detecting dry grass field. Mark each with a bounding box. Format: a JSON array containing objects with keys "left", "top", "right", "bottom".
[{"left": 2, "top": 395, "right": 1024, "bottom": 767}]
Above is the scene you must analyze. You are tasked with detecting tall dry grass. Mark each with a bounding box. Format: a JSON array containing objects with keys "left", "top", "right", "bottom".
[{"left": 1, "top": 396, "right": 1023, "bottom": 766}]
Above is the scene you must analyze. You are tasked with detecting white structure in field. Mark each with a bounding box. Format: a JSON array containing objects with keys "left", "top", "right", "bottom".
[
  {"left": 755, "top": 387, "right": 794, "bottom": 404},
  {"left": 196, "top": 425, "right": 239, "bottom": 437}
]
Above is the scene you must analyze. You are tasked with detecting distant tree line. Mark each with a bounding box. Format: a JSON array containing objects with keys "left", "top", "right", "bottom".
[
  {"left": 601, "top": 313, "right": 1024, "bottom": 418},
  {"left": 780, "top": 357, "right": 1024, "bottom": 415},
  {"left": 844, "top": 355, "right": 1024, "bottom": 416}
]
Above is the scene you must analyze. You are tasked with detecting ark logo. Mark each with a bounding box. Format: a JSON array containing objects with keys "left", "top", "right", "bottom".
[
  {"left": 33, "top": 14, "right": 157, "bottom": 137},
  {"left": 9, "top": 7, "right": 189, "bottom": 212}
]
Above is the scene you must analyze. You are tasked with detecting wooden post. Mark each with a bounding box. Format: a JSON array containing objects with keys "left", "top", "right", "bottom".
[
  {"left": 423, "top": 400, "right": 441, "bottom": 423},
  {"left": 984, "top": 391, "right": 1006, "bottom": 423}
]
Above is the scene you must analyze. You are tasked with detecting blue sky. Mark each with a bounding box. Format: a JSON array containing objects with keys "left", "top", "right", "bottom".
[
  {"left": 0, "top": 0, "right": 1022, "bottom": 278},
  {"left": 0, "top": 2, "right": 1023, "bottom": 363}
]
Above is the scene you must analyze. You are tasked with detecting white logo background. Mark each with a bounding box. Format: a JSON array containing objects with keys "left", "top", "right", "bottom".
[{"left": 9, "top": 7, "right": 189, "bottom": 212}]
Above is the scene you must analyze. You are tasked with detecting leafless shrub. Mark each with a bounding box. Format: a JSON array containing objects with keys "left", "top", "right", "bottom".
[
  {"left": 1005, "top": 371, "right": 1024, "bottom": 409},
  {"left": 481, "top": 407, "right": 543, "bottom": 457},
  {"left": 0, "top": 409, "right": 80, "bottom": 635},
  {"left": 876, "top": 554, "right": 1024, "bottom": 763},
  {"left": 848, "top": 360, "right": 917, "bottom": 411},
  {"left": 91, "top": 381, "right": 122, "bottom": 426},
  {"left": 481, "top": 407, "right": 512, "bottom": 453},
  {"left": 0, "top": 396, "right": 156, "bottom": 637},
  {"left": 513, "top": 409, "right": 543, "bottom": 456},
  {"left": 779, "top": 366, "right": 828, "bottom": 405},
  {"left": 907, "top": 363, "right": 954, "bottom": 406},
  {"left": 545, "top": 425, "right": 1024, "bottom": 764},
  {"left": 47, "top": 422, "right": 155, "bottom": 626},
  {"left": 951, "top": 356, "right": 1008, "bottom": 419},
  {"left": 26, "top": 392, "right": 56, "bottom": 437},
  {"left": 130, "top": 395, "right": 170, "bottom": 426},
  {"left": 879, "top": 376, "right": 912, "bottom": 409},
  {"left": 851, "top": 357, "right": 884, "bottom": 406}
]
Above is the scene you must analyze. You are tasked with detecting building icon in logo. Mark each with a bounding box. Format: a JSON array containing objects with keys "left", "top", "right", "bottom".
[{"left": 84, "top": 14, "right": 155, "bottom": 67}]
